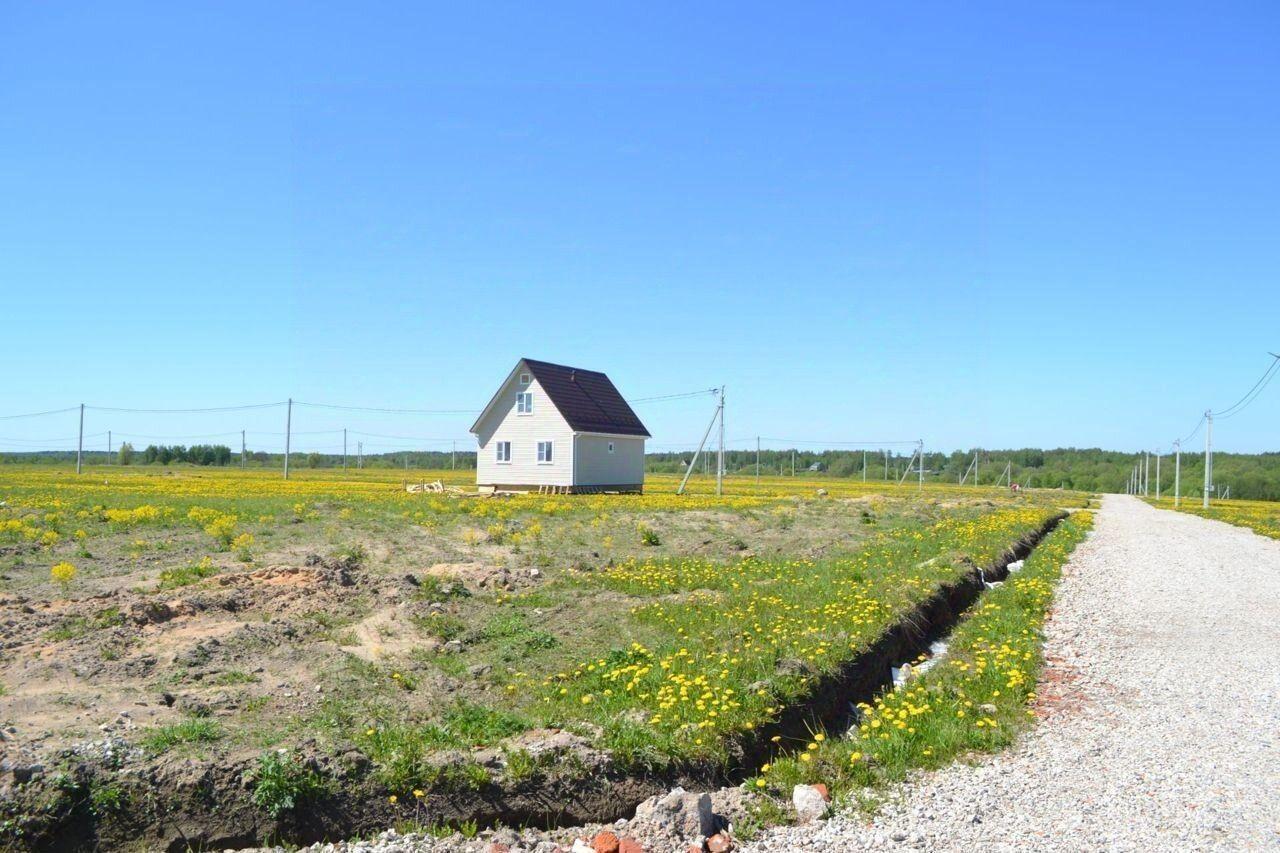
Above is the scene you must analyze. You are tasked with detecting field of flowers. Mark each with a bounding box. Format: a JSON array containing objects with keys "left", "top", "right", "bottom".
[
  {"left": 0, "top": 463, "right": 1088, "bottom": 848},
  {"left": 519, "top": 507, "right": 1062, "bottom": 766},
  {"left": 1152, "top": 496, "right": 1280, "bottom": 541}
]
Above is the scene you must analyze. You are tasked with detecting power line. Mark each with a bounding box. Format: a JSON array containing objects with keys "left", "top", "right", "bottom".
[
  {"left": 293, "top": 401, "right": 476, "bottom": 415},
  {"left": 1212, "top": 354, "right": 1280, "bottom": 420},
  {"left": 0, "top": 406, "right": 80, "bottom": 420},
  {"left": 87, "top": 402, "right": 286, "bottom": 414},
  {"left": 758, "top": 437, "right": 919, "bottom": 447},
  {"left": 114, "top": 430, "right": 247, "bottom": 440},
  {"left": 627, "top": 388, "right": 719, "bottom": 404},
  {"left": 1176, "top": 415, "right": 1205, "bottom": 445},
  {"left": 0, "top": 432, "right": 108, "bottom": 443}
]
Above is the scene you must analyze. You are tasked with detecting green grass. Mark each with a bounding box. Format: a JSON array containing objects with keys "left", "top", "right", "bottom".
[
  {"left": 45, "top": 606, "right": 125, "bottom": 641},
  {"left": 208, "top": 669, "right": 260, "bottom": 686},
  {"left": 139, "top": 718, "right": 223, "bottom": 753},
  {"left": 155, "top": 557, "right": 219, "bottom": 591},
  {"left": 751, "top": 511, "right": 1094, "bottom": 802}
]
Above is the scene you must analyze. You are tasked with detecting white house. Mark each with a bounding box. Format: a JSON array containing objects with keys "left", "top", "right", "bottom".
[{"left": 470, "top": 358, "right": 650, "bottom": 493}]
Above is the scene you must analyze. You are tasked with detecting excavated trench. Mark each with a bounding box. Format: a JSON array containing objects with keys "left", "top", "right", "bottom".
[{"left": 23, "top": 513, "right": 1066, "bottom": 852}]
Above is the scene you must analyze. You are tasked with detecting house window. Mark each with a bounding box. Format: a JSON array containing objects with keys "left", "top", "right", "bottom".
[
  {"left": 495, "top": 441, "right": 511, "bottom": 463},
  {"left": 516, "top": 392, "right": 533, "bottom": 414},
  {"left": 537, "top": 441, "right": 553, "bottom": 463},
  {"left": 608, "top": 442, "right": 615, "bottom": 454},
  {"left": 519, "top": 373, "right": 530, "bottom": 385}
]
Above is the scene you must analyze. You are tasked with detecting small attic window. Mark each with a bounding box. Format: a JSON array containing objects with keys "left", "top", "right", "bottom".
[{"left": 519, "top": 373, "right": 531, "bottom": 385}]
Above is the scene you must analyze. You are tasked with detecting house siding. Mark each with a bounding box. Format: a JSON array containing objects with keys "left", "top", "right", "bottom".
[
  {"left": 574, "top": 434, "right": 645, "bottom": 486},
  {"left": 474, "top": 371, "right": 576, "bottom": 487}
]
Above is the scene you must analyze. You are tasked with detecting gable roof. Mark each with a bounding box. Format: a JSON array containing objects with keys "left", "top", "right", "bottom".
[{"left": 471, "top": 358, "right": 651, "bottom": 438}]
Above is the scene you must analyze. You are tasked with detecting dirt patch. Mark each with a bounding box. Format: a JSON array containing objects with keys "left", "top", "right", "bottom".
[{"left": 341, "top": 605, "right": 435, "bottom": 661}]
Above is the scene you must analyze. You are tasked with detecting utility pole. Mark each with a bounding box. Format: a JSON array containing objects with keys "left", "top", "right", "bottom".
[
  {"left": 791, "top": 450, "right": 795, "bottom": 477},
  {"left": 862, "top": 449, "right": 867, "bottom": 482},
  {"left": 357, "top": 441, "right": 363, "bottom": 469},
  {"left": 241, "top": 430, "right": 246, "bottom": 468},
  {"left": 76, "top": 403, "right": 84, "bottom": 475},
  {"left": 343, "top": 429, "right": 348, "bottom": 470},
  {"left": 1155, "top": 452, "right": 1161, "bottom": 500},
  {"left": 716, "top": 386, "right": 725, "bottom": 497},
  {"left": 1174, "top": 439, "right": 1181, "bottom": 508},
  {"left": 678, "top": 387, "right": 722, "bottom": 496},
  {"left": 755, "top": 437, "right": 760, "bottom": 485},
  {"left": 1203, "top": 410, "right": 1213, "bottom": 509},
  {"left": 884, "top": 449, "right": 889, "bottom": 481},
  {"left": 918, "top": 440, "right": 924, "bottom": 492},
  {"left": 1143, "top": 451, "right": 1149, "bottom": 496},
  {"left": 974, "top": 452, "right": 980, "bottom": 487},
  {"left": 283, "top": 398, "right": 292, "bottom": 480}
]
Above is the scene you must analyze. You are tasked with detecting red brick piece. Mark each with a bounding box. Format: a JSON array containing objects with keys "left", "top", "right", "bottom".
[
  {"left": 811, "top": 782, "right": 831, "bottom": 802},
  {"left": 593, "top": 832, "right": 621, "bottom": 853},
  {"left": 617, "top": 839, "right": 645, "bottom": 853},
  {"left": 707, "top": 832, "right": 734, "bottom": 852}
]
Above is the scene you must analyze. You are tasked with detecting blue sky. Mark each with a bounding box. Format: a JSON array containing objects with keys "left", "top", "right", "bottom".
[{"left": 2, "top": 2, "right": 1278, "bottom": 456}]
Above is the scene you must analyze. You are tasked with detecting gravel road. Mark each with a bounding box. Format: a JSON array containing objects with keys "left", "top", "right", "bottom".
[{"left": 742, "top": 495, "right": 1280, "bottom": 852}]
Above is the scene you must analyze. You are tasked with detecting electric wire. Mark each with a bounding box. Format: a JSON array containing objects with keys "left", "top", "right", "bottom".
[
  {"left": 1212, "top": 355, "right": 1280, "bottom": 420},
  {"left": 293, "top": 401, "right": 476, "bottom": 415},
  {"left": 0, "top": 406, "right": 80, "bottom": 420},
  {"left": 626, "top": 388, "right": 719, "bottom": 404},
  {"left": 87, "top": 402, "right": 286, "bottom": 414}
]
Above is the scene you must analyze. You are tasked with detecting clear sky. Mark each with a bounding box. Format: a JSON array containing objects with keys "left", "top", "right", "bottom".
[{"left": 2, "top": 2, "right": 1278, "bottom": 457}]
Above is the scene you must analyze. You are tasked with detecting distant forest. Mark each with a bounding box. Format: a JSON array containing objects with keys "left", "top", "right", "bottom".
[{"left": 4, "top": 446, "right": 1279, "bottom": 501}]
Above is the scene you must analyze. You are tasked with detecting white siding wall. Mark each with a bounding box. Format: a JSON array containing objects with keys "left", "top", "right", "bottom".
[
  {"left": 574, "top": 434, "right": 645, "bottom": 486},
  {"left": 474, "top": 372, "right": 575, "bottom": 487}
]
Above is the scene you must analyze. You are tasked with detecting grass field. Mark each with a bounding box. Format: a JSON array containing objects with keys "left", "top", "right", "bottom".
[
  {"left": 0, "top": 465, "right": 1088, "bottom": 847},
  {"left": 1150, "top": 496, "right": 1280, "bottom": 540}
]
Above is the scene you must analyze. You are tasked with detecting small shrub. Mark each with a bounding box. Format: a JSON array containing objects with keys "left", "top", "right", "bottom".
[
  {"left": 232, "top": 533, "right": 254, "bottom": 562},
  {"left": 50, "top": 562, "right": 77, "bottom": 594},
  {"left": 332, "top": 542, "right": 367, "bottom": 566},
  {"left": 637, "top": 524, "right": 661, "bottom": 547},
  {"left": 156, "top": 557, "right": 218, "bottom": 591},
  {"left": 502, "top": 748, "right": 539, "bottom": 784},
  {"left": 246, "top": 750, "right": 327, "bottom": 818},
  {"left": 89, "top": 782, "right": 128, "bottom": 816}
]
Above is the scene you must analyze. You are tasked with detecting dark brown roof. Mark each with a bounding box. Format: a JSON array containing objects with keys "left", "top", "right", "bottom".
[{"left": 521, "top": 358, "right": 651, "bottom": 437}]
